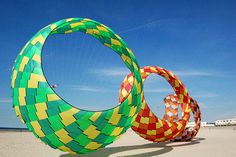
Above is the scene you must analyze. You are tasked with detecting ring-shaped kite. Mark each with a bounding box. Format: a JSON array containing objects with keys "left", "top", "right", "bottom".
[
  {"left": 11, "top": 18, "right": 143, "bottom": 154},
  {"left": 163, "top": 94, "right": 201, "bottom": 141},
  {"left": 119, "top": 66, "right": 191, "bottom": 142}
]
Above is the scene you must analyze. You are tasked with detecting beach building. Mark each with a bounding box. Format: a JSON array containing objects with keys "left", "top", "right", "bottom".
[
  {"left": 215, "top": 116, "right": 236, "bottom": 126},
  {"left": 187, "top": 122, "right": 215, "bottom": 127}
]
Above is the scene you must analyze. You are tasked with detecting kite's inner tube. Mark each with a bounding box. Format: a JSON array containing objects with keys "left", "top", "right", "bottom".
[{"left": 163, "top": 95, "right": 201, "bottom": 141}]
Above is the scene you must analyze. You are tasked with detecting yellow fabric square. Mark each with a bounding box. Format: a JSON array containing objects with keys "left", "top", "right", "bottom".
[
  {"left": 111, "top": 38, "right": 121, "bottom": 46},
  {"left": 86, "top": 29, "right": 94, "bottom": 35},
  {"left": 85, "top": 142, "right": 102, "bottom": 150},
  {"left": 121, "top": 54, "right": 131, "bottom": 65},
  {"left": 47, "top": 94, "right": 60, "bottom": 101},
  {"left": 177, "top": 123, "right": 183, "bottom": 130},
  {"left": 60, "top": 108, "right": 78, "bottom": 126},
  {"left": 30, "top": 121, "right": 45, "bottom": 137},
  {"left": 96, "top": 26, "right": 108, "bottom": 32},
  {"left": 179, "top": 94, "right": 184, "bottom": 103},
  {"left": 18, "top": 96, "right": 26, "bottom": 106},
  {"left": 81, "top": 18, "right": 90, "bottom": 22},
  {"left": 70, "top": 22, "right": 83, "bottom": 28},
  {"left": 163, "top": 73, "right": 170, "bottom": 81},
  {"left": 150, "top": 67, "right": 157, "bottom": 72},
  {"left": 83, "top": 125, "right": 100, "bottom": 139},
  {"left": 104, "top": 43, "right": 111, "bottom": 48},
  {"left": 126, "top": 48, "right": 134, "bottom": 57},
  {"left": 155, "top": 137, "right": 165, "bottom": 142},
  {"left": 169, "top": 71, "right": 175, "bottom": 77},
  {"left": 36, "top": 111, "right": 48, "bottom": 120},
  {"left": 65, "top": 30, "right": 73, "bottom": 34},
  {"left": 133, "top": 62, "right": 139, "bottom": 71},
  {"left": 127, "top": 76, "right": 134, "bottom": 84},
  {"left": 156, "top": 120, "right": 163, "bottom": 128},
  {"left": 111, "top": 127, "right": 123, "bottom": 136},
  {"left": 50, "top": 24, "right": 57, "bottom": 30},
  {"left": 136, "top": 82, "right": 141, "bottom": 94},
  {"left": 164, "top": 129, "right": 172, "bottom": 136},
  {"left": 61, "top": 116, "right": 76, "bottom": 126},
  {"left": 184, "top": 88, "right": 188, "bottom": 96},
  {"left": 11, "top": 70, "right": 17, "bottom": 87},
  {"left": 147, "top": 130, "right": 156, "bottom": 136},
  {"left": 132, "top": 121, "right": 139, "bottom": 128},
  {"left": 108, "top": 107, "right": 121, "bottom": 125},
  {"left": 55, "top": 129, "right": 73, "bottom": 144},
  {"left": 35, "top": 102, "right": 47, "bottom": 111},
  {"left": 121, "top": 89, "right": 128, "bottom": 97},
  {"left": 28, "top": 73, "right": 46, "bottom": 88},
  {"left": 14, "top": 106, "right": 21, "bottom": 116},
  {"left": 131, "top": 114, "right": 137, "bottom": 123},
  {"left": 128, "top": 94, "right": 132, "bottom": 104},
  {"left": 89, "top": 112, "right": 102, "bottom": 122},
  {"left": 140, "top": 68, "right": 144, "bottom": 73},
  {"left": 183, "top": 114, "right": 190, "bottom": 121},
  {"left": 19, "top": 56, "right": 29, "bottom": 71},
  {"left": 18, "top": 88, "right": 26, "bottom": 97},
  {"left": 31, "top": 34, "right": 45, "bottom": 45},
  {"left": 140, "top": 117, "right": 149, "bottom": 124},
  {"left": 129, "top": 106, "right": 137, "bottom": 117},
  {"left": 28, "top": 80, "right": 38, "bottom": 88},
  {"left": 32, "top": 54, "right": 41, "bottom": 63},
  {"left": 30, "top": 73, "right": 46, "bottom": 82},
  {"left": 59, "top": 146, "right": 76, "bottom": 154},
  {"left": 140, "top": 103, "right": 145, "bottom": 110},
  {"left": 93, "top": 29, "right": 100, "bottom": 35},
  {"left": 149, "top": 112, "right": 153, "bottom": 117},
  {"left": 174, "top": 80, "right": 180, "bottom": 87},
  {"left": 66, "top": 18, "right": 73, "bottom": 22}
]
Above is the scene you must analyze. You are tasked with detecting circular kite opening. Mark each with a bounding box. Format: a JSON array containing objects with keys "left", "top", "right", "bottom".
[
  {"left": 143, "top": 74, "right": 174, "bottom": 118},
  {"left": 42, "top": 32, "right": 131, "bottom": 111}
]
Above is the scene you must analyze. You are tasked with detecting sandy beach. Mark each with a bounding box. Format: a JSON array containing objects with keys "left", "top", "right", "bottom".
[{"left": 0, "top": 127, "right": 235, "bottom": 157}]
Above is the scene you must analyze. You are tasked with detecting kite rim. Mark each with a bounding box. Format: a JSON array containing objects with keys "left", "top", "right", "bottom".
[
  {"left": 119, "top": 66, "right": 192, "bottom": 142},
  {"left": 11, "top": 17, "right": 143, "bottom": 154}
]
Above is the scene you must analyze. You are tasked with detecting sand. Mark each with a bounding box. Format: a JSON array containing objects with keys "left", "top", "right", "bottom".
[{"left": 0, "top": 127, "right": 236, "bottom": 157}]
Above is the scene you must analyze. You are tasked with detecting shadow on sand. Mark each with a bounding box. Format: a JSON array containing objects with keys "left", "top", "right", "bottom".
[{"left": 60, "top": 137, "right": 205, "bottom": 157}]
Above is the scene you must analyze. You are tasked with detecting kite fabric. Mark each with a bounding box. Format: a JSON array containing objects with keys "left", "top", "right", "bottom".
[
  {"left": 11, "top": 18, "right": 143, "bottom": 154},
  {"left": 119, "top": 66, "right": 201, "bottom": 142},
  {"left": 163, "top": 94, "right": 201, "bottom": 141},
  {"left": 11, "top": 17, "right": 201, "bottom": 155}
]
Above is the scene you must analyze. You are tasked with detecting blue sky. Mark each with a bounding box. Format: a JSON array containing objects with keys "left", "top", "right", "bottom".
[{"left": 0, "top": 0, "right": 236, "bottom": 128}]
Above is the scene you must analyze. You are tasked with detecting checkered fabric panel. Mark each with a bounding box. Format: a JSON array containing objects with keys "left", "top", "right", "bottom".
[
  {"left": 12, "top": 18, "right": 143, "bottom": 154},
  {"left": 163, "top": 95, "right": 179, "bottom": 123},
  {"left": 163, "top": 94, "right": 201, "bottom": 141}
]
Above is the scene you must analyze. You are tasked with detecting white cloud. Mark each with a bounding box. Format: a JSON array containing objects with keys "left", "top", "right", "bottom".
[
  {"left": 91, "top": 67, "right": 219, "bottom": 78},
  {"left": 198, "top": 102, "right": 207, "bottom": 109},
  {"left": 172, "top": 70, "right": 215, "bottom": 77},
  {"left": 193, "top": 92, "right": 219, "bottom": 99},
  {"left": 89, "top": 67, "right": 130, "bottom": 77},
  {"left": 144, "top": 88, "right": 173, "bottom": 93},
  {"left": 71, "top": 85, "right": 114, "bottom": 93},
  {"left": 0, "top": 98, "right": 12, "bottom": 103},
  {"left": 118, "top": 19, "right": 174, "bottom": 34}
]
